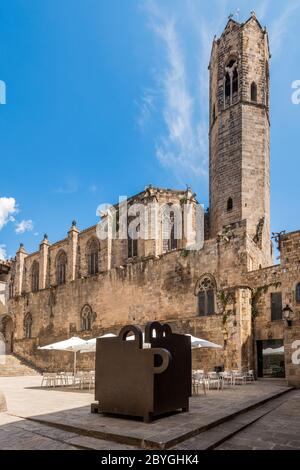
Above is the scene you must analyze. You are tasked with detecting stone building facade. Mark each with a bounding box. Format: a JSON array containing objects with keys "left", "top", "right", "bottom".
[
  {"left": 0, "top": 261, "right": 11, "bottom": 354},
  {"left": 2, "top": 14, "right": 300, "bottom": 384}
]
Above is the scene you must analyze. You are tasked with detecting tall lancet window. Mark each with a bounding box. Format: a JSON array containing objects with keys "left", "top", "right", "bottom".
[
  {"left": 31, "top": 261, "right": 39, "bottom": 292},
  {"left": 24, "top": 313, "right": 33, "bottom": 339},
  {"left": 224, "top": 59, "right": 238, "bottom": 107},
  {"left": 296, "top": 282, "right": 300, "bottom": 303},
  {"left": 56, "top": 250, "right": 67, "bottom": 285},
  {"left": 87, "top": 238, "right": 99, "bottom": 275},
  {"left": 251, "top": 82, "right": 258, "bottom": 102}
]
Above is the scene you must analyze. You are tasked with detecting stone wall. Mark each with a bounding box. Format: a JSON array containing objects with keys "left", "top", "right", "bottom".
[
  {"left": 0, "top": 281, "right": 7, "bottom": 316},
  {"left": 9, "top": 222, "right": 254, "bottom": 372},
  {"left": 209, "top": 16, "right": 271, "bottom": 265},
  {"left": 4, "top": 13, "right": 300, "bottom": 387},
  {"left": 284, "top": 321, "right": 300, "bottom": 388},
  {"left": 11, "top": 187, "right": 201, "bottom": 301}
]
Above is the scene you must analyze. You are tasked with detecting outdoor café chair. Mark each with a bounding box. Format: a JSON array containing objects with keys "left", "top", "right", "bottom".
[
  {"left": 207, "top": 372, "right": 223, "bottom": 390},
  {"left": 41, "top": 372, "right": 58, "bottom": 388},
  {"left": 192, "top": 371, "right": 207, "bottom": 396},
  {"left": 246, "top": 370, "right": 255, "bottom": 382},
  {"left": 232, "top": 370, "right": 247, "bottom": 385},
  {"left": 219, "top": 371, "right": 234, "bottom": 386}
]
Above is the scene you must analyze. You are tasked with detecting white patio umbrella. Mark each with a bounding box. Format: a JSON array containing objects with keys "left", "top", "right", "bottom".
[
  {"left": 127, "top": 332, "right": 222, "bottom": 349},
  {"left": 79, "top": 333, "right": 117, "bottom": 353},
  {"left": 186, "top": 335, "right": 222, "bottom": 349},
  {"left": 38, "top": 336, "right": 87, "bottom": 375}
]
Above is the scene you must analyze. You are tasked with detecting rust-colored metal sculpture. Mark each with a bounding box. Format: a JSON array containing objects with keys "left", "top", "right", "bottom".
[{"left": 92, "top": 322, "right": 191, "bottom": 422}]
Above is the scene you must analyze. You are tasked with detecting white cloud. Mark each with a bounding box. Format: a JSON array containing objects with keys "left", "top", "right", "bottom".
[
  {"left": 135, "top": 89, "right": 156, "bottom": 132},
  {"left": 0, "top": 197, "right": 18, "bottom": 230},
  {"left": 269, "top": 1, "right": 300, "bottom": 57},
  {"left": 54, "top": 177, "right": 79, "bottom": 194},
  {"left": 15, "top": 219, "right": 34, "bottom": 234},
  {"left": 0, "top": 245, "right": 6, "bottom": 261},
  {"left": 255, "top": 0, "right": 271, "bottom": 22},
  {"left": 142, "top": 4, "right": 209, "bottom": 183},
  {"left": 139, "top": 0, "right": 300, "bottom": 186}
]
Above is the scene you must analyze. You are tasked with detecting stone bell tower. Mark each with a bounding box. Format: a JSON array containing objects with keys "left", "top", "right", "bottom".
[{"left": 209, "top": 13, "right": 272, "bottom": 265}]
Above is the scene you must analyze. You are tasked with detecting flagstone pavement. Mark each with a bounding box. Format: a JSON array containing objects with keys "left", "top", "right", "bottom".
[{"left": 0, "top": 375, "right": 299, "bottom": 450}]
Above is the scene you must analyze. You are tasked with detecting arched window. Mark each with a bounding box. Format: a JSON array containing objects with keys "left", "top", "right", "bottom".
[
  {"left": 81, "top": 304, "right": 93, "bottom": 331},
  {"left": 225, "top": 72, "right": 231, "bottom": 99},
  {"left": 127, "top": 215, "right": 139, "bottom": 259},
  {"left": 24, "top": 313, "right": 32, "bottom": 339},
  {"left": 56, "top": 250, "right": 67, "bottom": 285},
  {"left": 9, "top": 278, "right": 14, "bottom": 299},
  {"left": 296, "top": 283, "right": 300, "bottom": 303},
  {"left": 251, "top": 82, "right": 257, "bottom": 102},
  {"left": 232, "top": 67, "right": 238, "bottom": 95},
  {"left": 212, "top": 104, "right": 216, "bottom": 122},
  {"left": 31, "top": 261, "right": 39, "bottom": 292},
  {"left": 128, "top": 235, "right": 138, "bottom": 258},
  {"left": 227, "top": 197, "right": 233, "bottom": 212},
  {"left": 87, "top": 238, "right": 99, "bottom": 275},
  {"left": 224, "top": 59, "right": 238, "bottom": 106},
  {"left": 168, "top": 211, "right": 178, "bottom": 251},
  {"left": 195, "top": 275, "right": 217, "bottom": 316},
  {"left": 161, "top": 205, "right": 180, "bottom": 253}
]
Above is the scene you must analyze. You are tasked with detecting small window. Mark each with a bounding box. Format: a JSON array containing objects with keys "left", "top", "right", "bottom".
[
  {"left": 251, "top": 82, "right": 257, "bottom": 102},
  {"left": 225, "top": 72, "right": 231, "bottom": 98},
  {"left": 271, "top": 292, "right": 282, "bottom": 321},
  {"left": 207, "top": 289, "right": 215, "bottom": 315},
  {"left": 296, "top": 283, "right": 300, "bottom": 303},
  {"left": 9, "top": 279, "right": 14, "bottom": 299},
  {"left": 169, "top": 212, "right": 177, "bottom": 251},
  {"left": 212, "top": 104, "right": 216, "bottom": 122},
  {"left": 196, "top": 276, "right": 216, "bottom": 316},
  {"left": 87, "top": 238, "right": 99, "bottom": 275},
  {"left": 232, "top": 68, "right": 238, "bottom": 95},
  {"left": 128, "top": 236, "right": 138, "bottom": 258},
  {"left": 227, "top": 198, "right": 233, "bottom": 211},
  {"left": 128, "top": 231, "right": 138, "bottom": 258},
  {"left": 81, "top": 304, "right": 93, "bottom": 331},
  {"left": 56, "top": 250, "right": 67, "bottom": 285},
  {"left": 162, "top": 207, "right": 178, "bottom": 253},
  {"left": 128, "top": 216, "right": 139, "bottom": 258},
  {"left": 198, "top": 292, "right": 206, "bottom": 316},
  {"left": 224, "top": 59, "right": 238, "bottom": 106},
  {"left": 24, "top": 313, "right": 33, "bottom": 339},
  {"left": 31, "top": 261, "right": 39, "bottom": 292}
]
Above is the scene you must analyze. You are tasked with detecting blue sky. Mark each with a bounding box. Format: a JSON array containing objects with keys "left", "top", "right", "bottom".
[{"left": 0, "top": 0, "right": 299, "bottom": 260}]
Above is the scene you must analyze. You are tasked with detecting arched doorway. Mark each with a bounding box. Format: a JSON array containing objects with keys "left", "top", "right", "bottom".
[{"left": 0, "top": 316, "right": 14, "bottom": 354}]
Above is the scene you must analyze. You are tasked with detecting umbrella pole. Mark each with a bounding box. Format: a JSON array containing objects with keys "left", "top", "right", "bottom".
[{"left": 74, "top": 351, "right": 77, "bottom": 378}]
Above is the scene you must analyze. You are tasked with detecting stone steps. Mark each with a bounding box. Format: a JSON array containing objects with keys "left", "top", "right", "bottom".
[
  {"left": 24, "top": 384, "right": 293, "bottom": 449},
  {"left": 0, "top": 355, "right": 40, "bottom": 377},
  {"left": 173, "top": 390, "right": 295, "bottom": 450}
]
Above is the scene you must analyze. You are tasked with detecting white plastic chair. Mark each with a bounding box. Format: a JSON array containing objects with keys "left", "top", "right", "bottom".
[
  {"left": 219, "top": 371, "right": 234, "bottom": 386},
  {"left": 246, "top": 370, "right": 255, "bottom": 382},
  {"left": 232, "top": 370, "right": 246, "bottom": 385},
  {"left": 192, "top": 371, "right": 207, "bottom": 395},
  {"left": 41, "top": 372, "right": 57, "bottom": 387}
]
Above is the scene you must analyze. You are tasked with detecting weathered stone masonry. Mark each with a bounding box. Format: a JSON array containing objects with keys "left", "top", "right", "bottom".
[{"left": 2, "top": 14, "right": 300, "bottom": 384}]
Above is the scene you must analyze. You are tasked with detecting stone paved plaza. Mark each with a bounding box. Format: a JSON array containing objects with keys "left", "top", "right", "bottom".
[
  {"left": 0, "top": 375, "right": 299, "bottom": 450},
  {"left": 216, "top": 391, "right": 300, "bottom": 450}
]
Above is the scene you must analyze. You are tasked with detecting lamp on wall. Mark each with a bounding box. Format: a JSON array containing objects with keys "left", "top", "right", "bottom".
[
  {"left": 222, "top": 328, "right": 228, "bottom": 347},
  {"left": 282, "top": 304, "right": 294, "bottom": 327}
]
